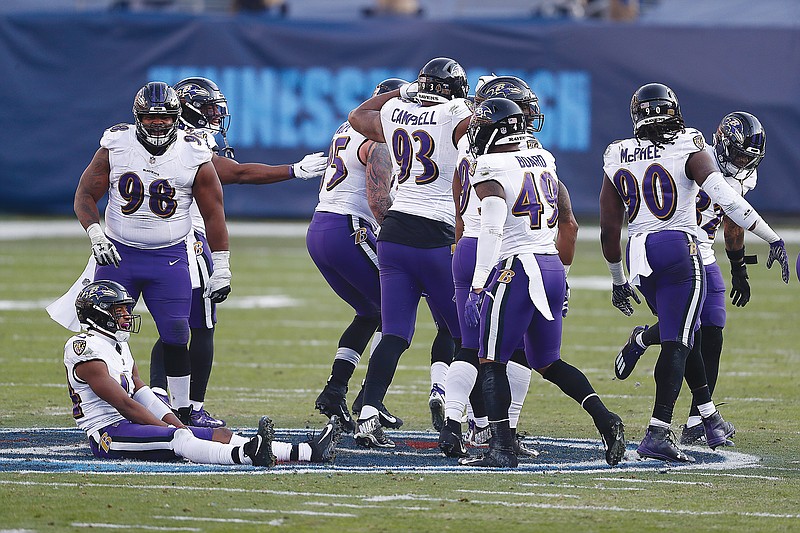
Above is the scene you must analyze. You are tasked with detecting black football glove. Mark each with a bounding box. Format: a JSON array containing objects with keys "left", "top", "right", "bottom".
[
  {"left": 727, "top": 247, "right": 750, "bottom": 307},
  {"left": 611, "top": 282, "right": 640, "bottom": 316}
]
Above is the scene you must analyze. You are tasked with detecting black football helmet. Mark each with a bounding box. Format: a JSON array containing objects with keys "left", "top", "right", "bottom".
[
  {"left": 173, "top": 77, "right": 231, "bottom": 135},
  {"left": 132, "top": 81, "right": 182, "bottom": 151},
  {"left": 467, "top": 98, "right": 527, "bottom": 157},
  {"left": 416, "top": 57, "right": 469, "bottom": 104},
  {"left": 630, "top": 82, "right": 684, "bottom": 144},
  {"left": 76, "top": 280, "right": 140, "bottom": 342},
  {"left": 713, "top": 111, "right": 766, "bottom": 179},
  {"left": 373, "top": 77, "right": 408, "bottom": 97},
  {"left": 475, "top": 75, "right": 544, "bottom": 133}
]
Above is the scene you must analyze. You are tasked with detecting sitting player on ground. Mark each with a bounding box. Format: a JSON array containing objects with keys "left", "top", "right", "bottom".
[{"left": 64, "top": 280, "right": 341, "bottom": 466}]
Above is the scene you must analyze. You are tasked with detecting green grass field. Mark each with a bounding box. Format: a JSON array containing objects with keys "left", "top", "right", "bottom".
[{"left": 1, "top": 218, "right": 799, "bottom": 532}]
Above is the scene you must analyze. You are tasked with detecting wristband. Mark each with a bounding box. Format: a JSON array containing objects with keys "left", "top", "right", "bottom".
[
  {"left": 606, "top": 260, "right": 627, "bottom": 285},
  {"left": 86, "top": 223, "right": 105, "bottom": 244},
  {"left": 726, "top": 247, "right": 746, "bottom": 271}
]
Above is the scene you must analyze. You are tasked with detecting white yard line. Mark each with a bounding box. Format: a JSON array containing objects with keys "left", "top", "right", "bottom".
[{"left": 71, "top": 523, "right": 199, "bottom": 531}]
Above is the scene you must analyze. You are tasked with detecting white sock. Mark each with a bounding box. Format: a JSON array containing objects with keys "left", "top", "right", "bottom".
[
  {"left": 507, "top": 361, "right": 531, "bottom": 429},
  {"left": 167, "top": 375, "right": 191, "bottom": 409},
  {"left": 430, "top": 361, "right": 449, "bottom": 390},
  {"left": 272, "top": 440, "right": 292, "bottom": 462},
  {"left": 686, "top": 415, "right": 702, "bottom": 428},
  {"left": 334, "top": 346, "right": 360, "bottom": 367},
  {"left": 697, "top": 401, "right": 717, "bottom": 418},
  {"left": 443, "top": 361, "right": 477, "bottom": 422},
  {"left": 298, "top": 442, "right": 312, "bottom": 462},
  {"left": 229, "top": 434, "right": 249, "bottom": 446},
  {"left": 171, "top": 427, "right": 237, "bottom": 465},
  {"left": 649, "top": 417, "right": 671, "bottom": 429},
  {"left": 473, "top": 416, "right": 489, "bottom": 428},
  {"left": 190, "top": 401, "right": 204, "bottom": 411}
]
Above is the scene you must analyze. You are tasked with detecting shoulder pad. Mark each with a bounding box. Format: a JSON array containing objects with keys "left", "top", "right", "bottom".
[
  {"left": 177, "top": 133, "right": 214, "bottom": 166},
  {"left": 100, "top": 123, "right": 134, "bottom": 149}
]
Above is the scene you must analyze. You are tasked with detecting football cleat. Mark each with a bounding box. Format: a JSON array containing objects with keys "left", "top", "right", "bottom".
[
  {"left": 307, "top": 415, "right": 342, "bottom": 463},
  {"left": 438, "top": 418, "right": 469, "bottom": 458},
  {"left": 189, "top": 407, "right": 226, "bottom": 428},
  {"left": 598, "top": 412, "right": 626, "bottom": 466},
  {"left": 701, "top": 411, "right": 736, "bottom": 450},
  {"left": 354, "top": 415, "right": 395, "bottom": 449},
  {"left": 466, "top": 420, "right": 491, "bottom": 447},
  {"left": 637, "top": 425, "right": 695, "bottom": 463},
  {"left": 151, "top": 387, "right": 172, "bottom": 409},
  {"left": 428, "top": 383, "right": 446, "bottom": 432},
  {"left": 678, "top": 423, "right": 706, "bottom": 446},
  {"left": 245, "top": 416, "right": 276, "bottom": 467},
  {"left": 315, "top": 386, "right": 356, "bottom": 433},
  {"left": 614, "top": 325, "right": 649, "bottom": 380},
  {"left": 174, "top": 406, "right": 193, "bottom": 426},
  {"left": 513, "top": 434, "right": 540, "bottom": 458},
  {"left": 351, "top": 386, "right": 403, "bottom": 429},
  {"left": 459, "top": 447, "right": 518, "bottom": 468}
]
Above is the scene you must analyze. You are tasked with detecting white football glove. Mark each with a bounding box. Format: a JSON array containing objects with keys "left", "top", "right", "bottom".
[
  {"left": 204, "top": 251, "right": 232, "bottom": 303},
  {"left": 291, "top": 152, "right": 328, "bottom": 180},
  {"left": 399, "top": 81, "right": 419, "bottom": 101},
  {"left": 86, "top": 223, "right": 121, "bottom": 267}
]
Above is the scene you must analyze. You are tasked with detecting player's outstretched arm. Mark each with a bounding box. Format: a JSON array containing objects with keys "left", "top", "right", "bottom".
[{"left": 348, "top": 89, "right": 401, "bottom": 143}]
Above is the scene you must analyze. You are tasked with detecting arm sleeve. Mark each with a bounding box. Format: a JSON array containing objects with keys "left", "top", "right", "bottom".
[
  {"left": 703, "top": 171, "right": 779, "bottom": 243},
  {"left": 471, "top": 195, "right": 506, "bottom": 290},
  {"left": 132, "top": 385, "right": 173, "bottom": 421}
]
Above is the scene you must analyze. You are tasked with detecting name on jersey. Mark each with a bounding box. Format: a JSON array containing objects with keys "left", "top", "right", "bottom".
[
  {"left": 620, "top": 145, "right": 662, "bottom": 163},
  {"left": 515, "top": 155, "right": 548, "bottom": 168},
  {"left": 390, "top": 109, "right": 438, "bottom": 126}
]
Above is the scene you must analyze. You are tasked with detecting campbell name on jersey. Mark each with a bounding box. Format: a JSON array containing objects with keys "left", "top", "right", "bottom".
[
  {"left": 380, "top": 97, "right": 472, "bottom": 227},
  {"left": 472, "top": 147, "right": 560, "bottom": 258},
  {"left": 101, "top": 124, "right": 213, "bottom": 248},
  {"left": 696, "top": 145, "right": 759, "bottom": 265},
  {"left": 64, "top": 332, "right": 134, "bottom": 435},
  {"left": 315, "top": 121, "right": 377, "bottom": 229},
  {"left": 603, "top": 128, "right": 706, "bottom": 236}
]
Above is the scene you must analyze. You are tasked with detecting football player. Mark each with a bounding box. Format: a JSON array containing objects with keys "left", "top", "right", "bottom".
[
  {"left": 440, "top": 75, "right": 549, "bottom": 459},
  {"left": 309, "top": 78, "right": 405, "bottom": 434},
  {"left": 74, "top": 81, "right": 231, "bottom": 421},
  {"left": 457, "top": 98, "right": 625, "bottom": 468},
  {"left": 613, "top": 111, "right": 771, "bottom": 447},
  {"left": 348, "top": 57, "right": 471, "bottom": 448},
  {"left": 601, "top": 83, "right": 789, "bottom": 462},
  {"left": 65, "top": 280, "right": 340, "bottom": 466},
  {"left": 147, "top": 77, "right": 328, "bottom": 428}
]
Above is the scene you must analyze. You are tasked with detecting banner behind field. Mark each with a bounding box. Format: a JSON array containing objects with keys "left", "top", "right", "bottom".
[{"left": 0, "top": 15, "right": 798, "bottom": 217}]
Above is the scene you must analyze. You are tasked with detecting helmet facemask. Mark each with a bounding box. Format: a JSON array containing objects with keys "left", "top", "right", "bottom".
[{"left": 133, "top": 82, "right": 182, "bottom": 152}]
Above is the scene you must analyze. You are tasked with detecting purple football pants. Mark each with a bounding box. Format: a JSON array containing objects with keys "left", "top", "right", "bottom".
[
  {"left": 88, "top": 420, "right": 213, "bottom": 461},
  {"left": 95, "top": 239, "right": 191, "bottom": 345},
  {"left": 378, "top": 240, "right": 459, "bottom": 344},
  {"left": 306, "top": 211, "right": 381, "bottom": 318},
  {"left": 452, "top": 237, "right": 480, "bottom": 349},
  {"left": 632, "top": 231, "right": 706, "bottom": 348},
  {"left": 478, "top": 254, "right": 564, "bottom": 369},
  {"left": 700, "top": 262, "right": 726, "bottom": 328}
]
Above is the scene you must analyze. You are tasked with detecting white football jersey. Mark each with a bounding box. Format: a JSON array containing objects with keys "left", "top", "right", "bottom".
[
  {"left": 184, "top": 127, "right": 219, "bottom": 236},
  {"left": 64, "top": 332, "right": 133, "bottom": 435},
  {"left": 101, "top": 124, "right": 213, "bottom": 248},
  {"left": 455, "top": 136, "right": 480, "bottom": 238},
  {"left": 696, "top": 145, "right": 758, "bottom": 265},
  {"left": 472, "top": 147, "right": 560, "bottom": 258},
  {"left": 602, "top": 129, "right": 706, "bottom": 237},
  {"left": 380, "top": 97, "right": 472, "bottom": 226},
  {"left": 315, "top": 121, "right": 377, "bottom": 228}
]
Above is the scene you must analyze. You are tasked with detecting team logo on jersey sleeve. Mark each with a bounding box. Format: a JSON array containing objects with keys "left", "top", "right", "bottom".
[
  {"left": 693, "top": 135, "right": 705, "bottom": 150},
  {"left": 72, "top": 340, "right": 86, "bottom": 355}
]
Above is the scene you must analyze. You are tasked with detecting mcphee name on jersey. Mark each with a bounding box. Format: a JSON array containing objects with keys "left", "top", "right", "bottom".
[
  {"left": 619, "top": 145, "right": 662, "bottom": 163},
  {"left": 390, "top": 109, "right": 438, "bottom": 126}
]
